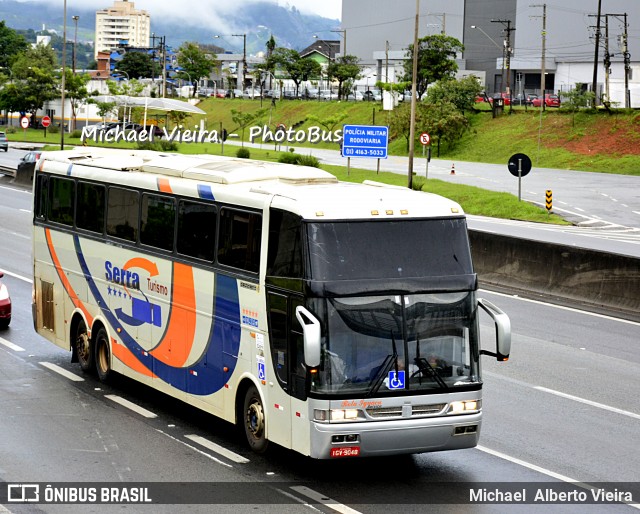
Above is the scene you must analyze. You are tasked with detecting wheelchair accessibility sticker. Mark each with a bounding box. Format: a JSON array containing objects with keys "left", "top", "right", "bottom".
[
  {"left": 388, "top": 370, "right": 405, "bottom": 389},
  {"left": 257, "top": 356, "right": 266, "bottom": 381}
]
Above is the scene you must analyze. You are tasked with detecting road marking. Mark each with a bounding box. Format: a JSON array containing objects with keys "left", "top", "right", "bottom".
[
  {"left": 634, "top": 211, "right": 640, "bottom": 217},
  {"left": 0, "top": 337, "right": 25, "bottom": 352},
  {"left": 39, "top": 361, "right": 85, "bottom": 382},
  {"left": 19, "top": 208, "right": 31, "bottom": 213},
  {"left": 156, "top": 429, "right": 233, "bottom": 468},
  {"left": 105, "top": 394, "right": 157, "bottom": 418},
  {"left": 485, "top": 371, "right": 640, "bottom": 420},
  {"left": 185, "top": 434, "right": 250, "bottom": 463},
  {"left": 0, "top": 269, "right": 32, "bottom": 283},
  {"left": 479, "top": 288, "right": 640, "bottom": 326},
  {"left": 534, "top": 386, "right": 640, "bottom": 421},
  {"left": 477, "top": 446, "right": 640, "bottom": 510},
  {"left": 290, "top": 486, "right": 362, "bottom": 514}
]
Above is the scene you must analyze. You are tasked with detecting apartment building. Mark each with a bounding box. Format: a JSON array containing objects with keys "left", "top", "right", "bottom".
[{"left": 95, "top": 0, "right": 150, "bottom": 58}]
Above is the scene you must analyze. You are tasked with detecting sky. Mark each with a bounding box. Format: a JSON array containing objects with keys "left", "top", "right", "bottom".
[{"left": 34, "top": 0, "right": 342, "bottom": 22}]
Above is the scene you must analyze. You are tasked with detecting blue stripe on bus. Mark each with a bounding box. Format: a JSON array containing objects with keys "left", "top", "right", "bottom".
[
  {"left": 73, "top": 235, "right": 240, "bottom": 395},
  {"left": 197, "top": 184, "right": 215, "bottom": 200},
  {"left": 67, "top": 164, "right": 73, "bottom": 176}
]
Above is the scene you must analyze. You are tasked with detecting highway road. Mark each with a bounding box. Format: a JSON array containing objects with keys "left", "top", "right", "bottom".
[{"left": 0, "top": 176, "right": 639, "bottom": 512}]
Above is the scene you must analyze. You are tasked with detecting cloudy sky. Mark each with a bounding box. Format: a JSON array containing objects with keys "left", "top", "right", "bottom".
[{"left": 42, "top": 0, "right": 342, "bottom": 21}]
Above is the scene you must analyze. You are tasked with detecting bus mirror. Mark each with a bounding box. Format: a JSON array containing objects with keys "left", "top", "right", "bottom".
[
  {"left": 295, "top": 306, "right": 321, "bottom": 368},
  {"left": 478, "top": 298, "right": 511, "bottom": 361}
]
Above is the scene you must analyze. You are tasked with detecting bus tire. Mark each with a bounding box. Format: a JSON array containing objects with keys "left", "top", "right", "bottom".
[
  {"left": 94, "top": 327, "right": 112, "bottom": 383},
  {"left": 243, "top": 385, "right": 268, "bottom": 453},
  {"left": 74, "top": 318, "right": 93, "bottom": 372}
]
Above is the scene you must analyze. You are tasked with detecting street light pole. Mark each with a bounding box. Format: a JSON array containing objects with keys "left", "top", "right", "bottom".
[
  {"left": 233, "top": 33, "right": 247, "bottom": 90},
  {"left": 72, "top": 16, "right": 79, "bottom": 74},
  {"left": 60, "top": 0, "right": 67, "bottom": 150},
  {"left": 407, "top": 0, "right": 419, "bottom": 189}
]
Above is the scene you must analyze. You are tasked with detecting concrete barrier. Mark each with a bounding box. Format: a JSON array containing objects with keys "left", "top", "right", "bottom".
[{"left": 469, "top": 230, "right": 640, "bottom": 321}]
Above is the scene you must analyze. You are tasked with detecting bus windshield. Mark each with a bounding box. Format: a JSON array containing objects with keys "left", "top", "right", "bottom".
[
  {"left": 309, "top": 292, "right": 480, "bottom": 396},
  {"left": 306, "top": 218, "right": 473, "bottom": 281}
]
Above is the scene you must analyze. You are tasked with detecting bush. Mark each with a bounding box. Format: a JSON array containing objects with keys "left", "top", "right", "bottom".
[
  {"left": 136, "top": 140, "right": 179, "bottom": 152},
  {"left": 48, "top": 125, "right": 60, "bottom": 134},
  {"left": 411, "top": 176, "right": 426, "bottom": 191},
  {"left": 236, "top": 147, "right": 251, "bottom": 159},
  {"left": 5, "top": 126, "right": 17, "bottom": 134},
  {"left": 70, "top": 130, "right": 82, "bottom": 139},
  {"left": 277, "top": 152, "right": 300, "bottom": 164},
  {"left": 296, "top": 154, "right": 321, "bottom": 168}
]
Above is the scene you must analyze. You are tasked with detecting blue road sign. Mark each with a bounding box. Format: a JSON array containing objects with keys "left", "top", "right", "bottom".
[{"left": 342, "top": 124, "right": 389, "bottom": 158}]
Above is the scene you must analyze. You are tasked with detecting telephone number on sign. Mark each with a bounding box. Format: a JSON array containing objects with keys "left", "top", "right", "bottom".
[{"left": 343, "top": 148, "right": 386, "bottom": 157}]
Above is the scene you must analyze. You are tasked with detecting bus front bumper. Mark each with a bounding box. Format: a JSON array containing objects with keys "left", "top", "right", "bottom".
[{"left": 309, "top": 413, "right": 482, "bottom": 459}]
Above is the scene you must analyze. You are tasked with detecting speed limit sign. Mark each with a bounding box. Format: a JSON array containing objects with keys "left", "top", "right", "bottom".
[{"left": 419, "top": 132, "right": 430, "bottom": 145}]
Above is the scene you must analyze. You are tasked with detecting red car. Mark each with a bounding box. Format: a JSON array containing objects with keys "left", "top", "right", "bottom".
[
  {"left": 0, "top": 271, "right": 11, "bottom": 328},
  {"left": 532, "top": 94, "right": 561, "bottom": 107}
]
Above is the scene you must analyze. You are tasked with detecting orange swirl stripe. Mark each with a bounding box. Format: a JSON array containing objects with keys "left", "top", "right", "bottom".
[
  {"left": 45, "top": 228, "right": 93, "bottom": 326},
  {"left": 149, "top": 262, "right": 196, "bottom": 367}
]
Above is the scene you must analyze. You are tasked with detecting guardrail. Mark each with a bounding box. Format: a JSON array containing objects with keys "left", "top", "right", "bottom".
[
  {"left": 0, "top": 165, "right": 15, "bottom": 177},
  {"left": 470, "top": 230, "right": 640, "bottom": 322}
]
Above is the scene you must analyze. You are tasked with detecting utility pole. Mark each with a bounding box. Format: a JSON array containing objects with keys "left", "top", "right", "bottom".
[
  {"left": 407, "top": 0, "right": 419, "bottom": 189},
  {"left": 603, "top": 14, "right": 610, "bottom": 104},
  {"left": 385, "top": 40, "right": 389, "bottom": 83},
  {"left": 622, "top": 13, "right": 630, "bottom": 108},
  {"left": 591, "top": 0, "right": 602, "bottom": 105},
  {"left": 529, "top": 4, "right": 547, "bottom": 111},
  {"left": 492, "top": 19, "right": 515, "bottom": 108}
]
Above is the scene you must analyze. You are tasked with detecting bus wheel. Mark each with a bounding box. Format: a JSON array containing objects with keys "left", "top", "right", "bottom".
[
  {"left": 94, "top": 327, "right": 112, "bottom": 383},
  {"left": 243, "top": 385, "right": 268, "bottom": 453},
  {"left": 74, "top": 319, "right": 93, "bottom": 372}
]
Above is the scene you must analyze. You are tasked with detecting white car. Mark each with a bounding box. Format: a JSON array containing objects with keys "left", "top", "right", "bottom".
[
  {"left": 319, "top": 90, "right": 337, "bottom": 101},
  {"left": 243, "top": 89, "right": 261, "bottom": 99}
]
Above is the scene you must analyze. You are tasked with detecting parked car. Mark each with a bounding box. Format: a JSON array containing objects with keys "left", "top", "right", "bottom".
[
  {"left": 0, "top": 131, "right": 8, "bottom": 152},
  {"left": 532, "top": 93, "right": 561, "bottom": 107},
  {"left": 134, "top": 125, "right": 164, "bottom": 138},
  {"left": 345, "top": 90, "right": 364, "bottom": 101},
  {"left": 362, "top": 90, "right": 381, "bottom": 102},
  {"left": 16, "top": 151, "right": 41, "bottom": 182},
  {"left": 319, "top": 90, "right": 337, "bottom": 101},
  {"left": 0, "top": 271, "right": 11, "bottom": 329},
  {"left": 214, "top": 90, "right": 226, "bottom": 98},
  {"left": 489, "top": 92, "right": 511, "bottom": 106},
  {"left": 525, "top": 94, "right": 538, "bottom": 105},
  {"left": 243, "top": 89, "right": 261, "bottom": 99}
]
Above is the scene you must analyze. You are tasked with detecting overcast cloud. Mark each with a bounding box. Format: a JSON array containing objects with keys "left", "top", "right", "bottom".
[{"left": 40, "top": 0, "right": 341, "bottom": 23}]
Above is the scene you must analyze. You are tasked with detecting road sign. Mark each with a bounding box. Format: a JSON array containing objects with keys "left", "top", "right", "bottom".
[
  {"left": 508, "top": 153, "right": 532, "bottom": 177},
  {"left": 419, "top": 132, "right": 431, "bottom": 145},
  {"left": 20, "top": 117, "right": 29, "bottom": 129},
  {"left": 546, "top": 190, "right": 553, "bottom": 211},
  {"left": 41, "top": 116, "right": 51, "bottom": 128},
  {"left": 341, "top": 124, "right": 388, "bottom": 159}
]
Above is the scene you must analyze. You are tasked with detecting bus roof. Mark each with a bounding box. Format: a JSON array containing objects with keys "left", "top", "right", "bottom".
[{"left": 39, "top": 149, "right": 464, "bottom": 220}]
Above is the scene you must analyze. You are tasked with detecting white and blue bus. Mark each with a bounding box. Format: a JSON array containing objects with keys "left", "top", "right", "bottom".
[{"left": 32, "top": 148, "right": 510, "bottom": 459}]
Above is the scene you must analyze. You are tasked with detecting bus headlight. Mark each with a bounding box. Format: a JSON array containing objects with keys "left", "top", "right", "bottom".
[
  {"left": 314, "top": 409, "right": 362, "bottom": 422},
  {"left": 447, "top": 399, "right": 481, "bottom": 414}
]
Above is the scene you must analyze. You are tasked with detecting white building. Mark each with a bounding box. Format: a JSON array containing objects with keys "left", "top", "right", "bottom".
[{"left": 95, "top": 0, "right": 150, "bottom": 58}]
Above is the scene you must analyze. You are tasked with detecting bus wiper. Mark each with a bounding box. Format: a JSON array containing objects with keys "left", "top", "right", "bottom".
[
  {"left": 414, "top": 337, "right": 448, "bottom": 390},
  {"left": 367, "top": 332, "right": 398, "bottom": 397}
]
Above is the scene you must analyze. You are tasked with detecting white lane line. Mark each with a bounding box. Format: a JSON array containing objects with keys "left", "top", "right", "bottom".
[
  {"left": 19, "top": 208, "right": 31, "bottom": 213},
  {"left": 634, "top": 211, "right": 640, "bottom": 217},
  {"left": 156, "top": 429, "right": 233, "bottom": 468},
  {"left": 39, "top": 361, "right": 85, "bottom": 382},
  {"left": 479, "top": 289, "right": 640, "bottom": 326},
  {"left": 0, "top": 269, "right": 32, "bottom": 283},
  {"left": 534, "top": 386, "right": 640, "bottom": 421},
  {"left": 105, "top": 394, "right": 157, "bottom": 418},
  {"left": 185, "top": 434, "right": 250, "bottom": 463},
  {"left": 476, "top": 446, "right": 640, "bottom": 510},
  {"left": 484, "top": 371, "right": 640, "bottom": 420},
  {"left": 290, "top": 486, "right": 363, "bottom": 514},
  {"left": 0, "top": 336, "right": 25, "bottom": 352}
]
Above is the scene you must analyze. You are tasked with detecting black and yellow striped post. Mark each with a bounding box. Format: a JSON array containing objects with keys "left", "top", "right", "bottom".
[{"left": 545, "top": 190, "right": 553, "bottom": 213}]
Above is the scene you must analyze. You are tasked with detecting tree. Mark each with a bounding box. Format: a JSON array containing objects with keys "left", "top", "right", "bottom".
[
  {"left": 176, "top": 42, "right": 218, "bottom": 97},
  {"left": 115, "top": 51, "right": 154, "bottom": 80},
  {"left": 271, "top": 48, "right": 321, "bottom": 97},
  {"left": 426, "top": 75, "right": 483, "bottom": 114},
  {"left": 403, "top": 34, "right": 464, "bottom": 99},
  {"left": 11, "top": 44, "right": 58, "bottom": 126},
  {"left": 419, "top": 100, "right": 469, "bottom": 157},
  {"left": 559, "top": 83, "right": 596, "bottom": 126},
  {"left": 230, "top": 108, "right": 267, "bottom": 147},
  {"left": 327, "top": 55, "right": 360, "bottom": 100},
  {"left": 0, "top": 21, "right": 28, "bottom": 69},
  {"left": 64, "top": 70, "right": 91, "bottom": 130}
]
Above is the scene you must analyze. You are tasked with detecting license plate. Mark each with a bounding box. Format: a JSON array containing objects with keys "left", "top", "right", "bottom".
[{"left": 330, "top": 446, "right": 360, "bottom": 458}]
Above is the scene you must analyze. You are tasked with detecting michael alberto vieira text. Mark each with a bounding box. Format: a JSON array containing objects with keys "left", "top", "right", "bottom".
[{"left": 470, "top": 487, "right": 633, "bottom": 503}]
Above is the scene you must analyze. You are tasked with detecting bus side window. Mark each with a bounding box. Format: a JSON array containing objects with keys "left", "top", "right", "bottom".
[
  {"left": 141, "top": 193, "right": 175, "bottom": 251},
  {"left": 48, "top": 176, "right": 75, "bottom": 226},
  {"left": 177, "top": 200, "right": 216, "bottom": 261},
  {"left": 107, "top": 187, "right": 139, "bottom": 242},
  {"left": 218, "top": 208, "right": 261, "bottom": 273},
  {"left": 34, "top": 175, "right": 48, "bottom": 220},
  {"left": 76, "top": 181, "right": 105, "bottom": 234},
  {"left": 267, "top": 292, "right": 289, "bottom": 387}
]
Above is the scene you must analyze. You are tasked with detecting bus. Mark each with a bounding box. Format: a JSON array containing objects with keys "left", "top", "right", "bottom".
[{"left": 32, "top": 148, "right": 510, "bottom": 459}]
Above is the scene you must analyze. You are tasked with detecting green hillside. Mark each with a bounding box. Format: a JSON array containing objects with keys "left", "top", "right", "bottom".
[{"left": 194, "top": 98, "right": 640, "bottom": 175}]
